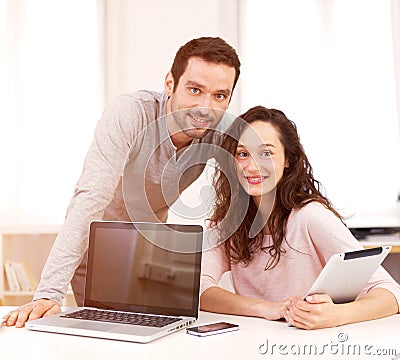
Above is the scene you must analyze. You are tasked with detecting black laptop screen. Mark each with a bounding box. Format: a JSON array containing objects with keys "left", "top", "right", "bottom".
[{"left": 84, "top": 222, "right": 203, "bottom": 318}]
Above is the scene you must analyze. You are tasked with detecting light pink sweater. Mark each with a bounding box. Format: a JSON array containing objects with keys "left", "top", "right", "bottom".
[{"left": 201, "top": 202, "right": 400, "bottom": 308}]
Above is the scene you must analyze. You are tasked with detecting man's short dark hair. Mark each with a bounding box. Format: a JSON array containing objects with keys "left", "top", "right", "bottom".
[{"left": 170, "top": 37, "right": 241, "bottom": 92}]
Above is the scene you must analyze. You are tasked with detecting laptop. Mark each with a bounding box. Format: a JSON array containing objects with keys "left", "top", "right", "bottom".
[{"left": 26, "top": 221, "right": 203, "bottom": 343}]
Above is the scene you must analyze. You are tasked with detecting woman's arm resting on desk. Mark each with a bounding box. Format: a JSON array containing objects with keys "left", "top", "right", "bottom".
[
  {"left": 284, "top": 288, "right": 399, "bottom": 330},
  {"left": 200, "top": 286, "right": 287, "bottom": 321},
  {"left": 2, "top": 299, "right": 60, "bottom": 328}
]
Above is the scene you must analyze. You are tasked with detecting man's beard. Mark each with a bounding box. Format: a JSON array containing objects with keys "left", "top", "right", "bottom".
[{"left": 170, "top": 106, "right": 218, "bottom": 140}]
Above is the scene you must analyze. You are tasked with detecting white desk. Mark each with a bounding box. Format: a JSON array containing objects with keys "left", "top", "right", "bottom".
[
  {"left": 359, "top": 234, "right": 400, "bottom": 254},
  {"left": 1, "top": 307, "right": 399, "bottom": 360},
  {"left": 359, "top": 235, "right": 400, "bottom": 283}
]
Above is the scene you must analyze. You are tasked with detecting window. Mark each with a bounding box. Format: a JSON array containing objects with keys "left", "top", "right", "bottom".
[
  {"left": 0, "top": 0, "right": 102, "bottom": 225},
  {"left": 240, "top": 0, "right": 400, "bottom": 226}
]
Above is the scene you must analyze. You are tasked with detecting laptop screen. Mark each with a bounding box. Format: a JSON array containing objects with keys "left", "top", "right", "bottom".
[{"left": 85, "top": 221, "right": 203, "bottom": 318}]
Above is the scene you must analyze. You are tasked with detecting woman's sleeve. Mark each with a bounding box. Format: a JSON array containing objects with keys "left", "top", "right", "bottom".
[
  {"left": 304, "top": 203, "right": 400, "bottom": 311},
  {"left": 200, "top": 230, "right": 231, "bottom": 295},
  {"left": 361, "top": 265, "right": 400, "bottom": 311}
]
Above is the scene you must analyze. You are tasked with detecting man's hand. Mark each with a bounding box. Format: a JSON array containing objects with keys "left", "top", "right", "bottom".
[{"left": 3, "top": 299, "right": 61, "bottom": 328}]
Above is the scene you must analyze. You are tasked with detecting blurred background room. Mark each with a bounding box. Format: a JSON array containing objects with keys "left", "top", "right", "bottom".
[{"left": 0, "top": 0, "right": 399, "bottom": 305}]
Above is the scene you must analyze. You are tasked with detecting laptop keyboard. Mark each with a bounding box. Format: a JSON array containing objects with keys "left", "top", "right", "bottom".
[{"left": 61, "top": 309, "right": 181, "bottom": 328}]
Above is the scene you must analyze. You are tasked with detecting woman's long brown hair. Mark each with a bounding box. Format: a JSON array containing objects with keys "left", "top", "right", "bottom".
[{"left": 211, "top": 106, "right": 343, "bottom": 270}]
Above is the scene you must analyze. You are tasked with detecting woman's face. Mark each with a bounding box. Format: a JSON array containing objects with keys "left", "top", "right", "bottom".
[{"left": 235, "top": 120, "right": 288, "bottom": 200}]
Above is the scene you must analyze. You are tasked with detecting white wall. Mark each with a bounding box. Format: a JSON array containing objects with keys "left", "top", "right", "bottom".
[{"left": 102, "top": 0, "right": 241, "bottom": 114}]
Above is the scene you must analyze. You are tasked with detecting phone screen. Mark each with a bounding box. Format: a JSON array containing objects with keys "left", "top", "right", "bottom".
[{"left": 186, "top": 322, "right": 239, "bottom": 336}]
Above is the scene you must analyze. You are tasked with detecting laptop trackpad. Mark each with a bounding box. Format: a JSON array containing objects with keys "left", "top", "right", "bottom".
[{"left": 69, "top": 322, "right": 116, "bottom": 331}]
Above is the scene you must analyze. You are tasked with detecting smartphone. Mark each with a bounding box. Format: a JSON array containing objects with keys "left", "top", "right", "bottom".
[{"left": 186, "top": 322, "right": 239, "bottom": 337}]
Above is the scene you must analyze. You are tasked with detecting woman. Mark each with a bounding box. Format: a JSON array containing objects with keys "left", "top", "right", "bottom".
[{"left": 200, "top": 106, "right": 400, "bottom": 329}]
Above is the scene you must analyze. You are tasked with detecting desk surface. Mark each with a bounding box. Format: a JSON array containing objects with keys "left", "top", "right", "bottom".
[
  {"left": 360, "top": 243, "right": 400, "bottom": 254},
  {"left": 359, "top": 234, "right": 400, "bottom": 253},
  {"left": 1, "top": 307, "right": 399, "bottom": 360}
]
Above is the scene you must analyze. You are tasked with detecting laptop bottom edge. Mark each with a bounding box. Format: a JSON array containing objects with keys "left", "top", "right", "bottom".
[{"left": 26, "top": 313, "right": 197, "bottom": 343}]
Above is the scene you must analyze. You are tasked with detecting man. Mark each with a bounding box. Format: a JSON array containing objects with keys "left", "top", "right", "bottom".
[{"left": 4, "top": 37, "right": 240, "bottom": 327}]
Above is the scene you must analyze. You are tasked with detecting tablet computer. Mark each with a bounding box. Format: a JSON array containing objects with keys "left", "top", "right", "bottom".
[{"left": 306, "top": 246, "right": 391, "bottom": 303}]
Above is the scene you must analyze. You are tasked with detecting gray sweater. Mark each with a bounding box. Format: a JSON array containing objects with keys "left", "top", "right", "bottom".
[{"left": 34, "top": 90, "right": 224, "bottom": 304}]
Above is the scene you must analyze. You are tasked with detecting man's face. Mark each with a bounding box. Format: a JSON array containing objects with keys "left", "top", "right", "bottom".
[{"left": 165, "top": 57, "right": 236, "bottom": 143}]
